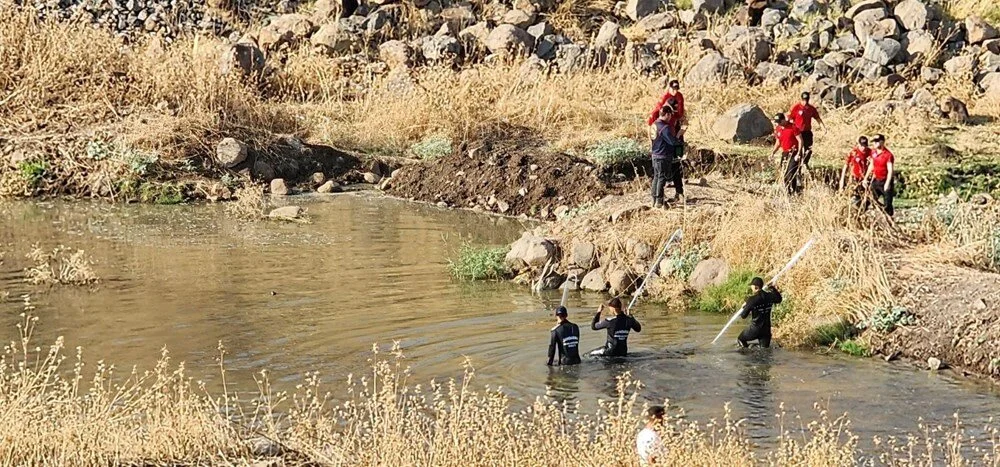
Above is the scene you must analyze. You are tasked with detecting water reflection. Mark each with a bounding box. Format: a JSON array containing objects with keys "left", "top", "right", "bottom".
[{"left": 736, "top": 349, "right": 775, "bottom": 440}]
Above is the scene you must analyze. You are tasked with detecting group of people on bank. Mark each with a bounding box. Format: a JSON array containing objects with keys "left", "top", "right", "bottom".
[{"left": 646, "top": 84, "right": 898, "bottom": 219}]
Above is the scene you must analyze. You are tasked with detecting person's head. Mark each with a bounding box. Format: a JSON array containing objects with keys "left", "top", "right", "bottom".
[
  {"left": 659, "top": 103, "right": 675, "bottom": 120},
  {"left": 555, "top": 306, "right": 568, "bottom": 321},
  {"left": 773, "top": 113, "right": 787, "bottom": 126},
  {"left": 858, "top": 136, "right": 869, "bottom": 148},
  {"left": 750, "top": 276, "right": 765, "bottom": 293},
  {"left": 668, "top": 79, "right": 680, "bottom": 94},
  {"left": 800, "top": 91, "right": 810, "bottom": 104},
  {"left": 871, "top": 134, "right": 886, "bottom": 149},
  {"left": 646, "top": 405, "right": 666, "bottom": 426},
  {"left": 607, "top": 297, "right": 624, "bottom": 315}
]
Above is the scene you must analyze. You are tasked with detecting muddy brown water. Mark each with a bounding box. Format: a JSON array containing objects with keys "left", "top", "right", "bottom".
[{"left": 2, "top": 194, "right": 999, "bottom": 450}]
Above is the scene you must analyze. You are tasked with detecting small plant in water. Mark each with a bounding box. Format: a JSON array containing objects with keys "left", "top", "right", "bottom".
[
  {"left": 410, "top": 134, "right": 453, "bottom": 160},
  {"left": 837, "top": 339, "right": 870, "bottom": 357},
  {"left": 25, "top": 244, "right": 99, "bottom": 286},
  {"left": 585, "top": 137, "right": 646, "bottom": 167},
  {"left": 857, "top": 305, "right": 915, "bottom": 333},
  {"left": 448, "top": 244, "right": 510, "bottom": 281},
  {"left": 17, "top": 159, "right": 47, "bottom": 186}
]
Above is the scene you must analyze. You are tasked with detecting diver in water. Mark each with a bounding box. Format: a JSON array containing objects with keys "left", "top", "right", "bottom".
[
  {"left": 590, "top": 297, "right": 642, "bottom": 357},
  {"left": 547, "top": 306, "right": 582, "bottom": 366},
  {"left": 737, "top": 277, "right": 783, "bottom": 348}
]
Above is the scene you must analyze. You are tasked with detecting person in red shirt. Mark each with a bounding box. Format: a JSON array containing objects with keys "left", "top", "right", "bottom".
[
  {"left": 788, "top": 92, "right": 824, "bottom": 167},
  {"left": 647, "top": 79, "right": 685, "bottom": 132},
  {"left": 863, "top": 134, "right": 895, "bottom": 217},
  {"left": 771, "top": 113, "right": 804, "bottom": 195},
  {"left": 840, "top": 136, "right": 871, "bottom": 207}
]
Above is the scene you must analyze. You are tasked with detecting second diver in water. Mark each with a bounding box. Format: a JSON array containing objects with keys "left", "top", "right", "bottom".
[
  {"left": 590, "top": 297, "right": 642, "bottom": 357},
  {"left": 737, "top": 277, "right": 783, "bottom": 348},
  {"left": 547, "top": 306, "right": 582, "bottom": 366}
]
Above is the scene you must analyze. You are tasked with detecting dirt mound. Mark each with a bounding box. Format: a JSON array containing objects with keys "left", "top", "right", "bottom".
[{"left": 387, "top": 150, "right": 626, "bottom": 219}]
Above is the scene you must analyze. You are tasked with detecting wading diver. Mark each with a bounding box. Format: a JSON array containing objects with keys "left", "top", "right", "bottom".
[
  {"left": 737, "top": 277, "right": 783, "bottom": 349},
  {"left": 589, "top": 297, "right": 642, "bottom": 357},
  {"left": 547, "top": 306, "right": 582, "bottom": 366}
]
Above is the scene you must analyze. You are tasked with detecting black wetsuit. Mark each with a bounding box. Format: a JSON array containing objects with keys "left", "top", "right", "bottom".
[
  {"left": 738, "top": 288, "right": 782, "bottom": 348},
  {"left": 547, "top": 321, "right": 582, "bottom": 366},
  {"left": 591, "top": 313, "right": 642, "bottom": 357}
]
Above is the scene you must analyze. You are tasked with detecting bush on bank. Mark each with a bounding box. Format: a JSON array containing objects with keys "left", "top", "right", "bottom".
[
  {"left": 448, "top": 244, "right": 510, "bottom": 281},
  {"left": 693, "top": 269, "right": 756, "bottom": 314}
]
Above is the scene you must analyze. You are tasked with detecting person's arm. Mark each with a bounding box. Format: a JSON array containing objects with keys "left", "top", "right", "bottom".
[
  {"left": 863, "top": 162, "right": 874, "bottom": 187},
  {"left": 547, "top": 330, "right": 558, "bottom": 365},
  {"left": 631, "top": 317, "right": 642, "bottom": 333},
  {"left": 795, "top": 134, "right": 804, "bottom": 159},
  {"left": 768, "top": 286, "right": 783, "bottom": 304},
  {"left": 647, "top": 94, "right": 668, "bottom": 126},
  {"left": 592, "top": 307, "right": 608, "bottom": 330},
  {"left": 740, "top": 295, "right": 760, "bottom": 319},
  {"left": 771, "top": 138, "right": 781, "bottom": 158},
  {"left": 885, "top": 161, "right": 894, "bottom": 189},
  {"left": 814, "top": 111, "right": 825, "bottom": 130}
]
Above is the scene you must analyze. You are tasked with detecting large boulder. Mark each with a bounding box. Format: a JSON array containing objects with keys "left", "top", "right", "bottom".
[
  {"left": 626, "top": 0, "right": 662, "bottom": 21},
  {"left": 688, "top": 258, "right": 730, "bottom": 292},
  {"left": 712, "top": 104, "right": 773, "bottom": 143},
  {"left": 218, "top": 42, "right": 265, "bottom": 77},
  {"left": 755, "top": 61, "right": 796, "bottom": 85},
  {"left": 980, "top": 72, "right": 1000, "bottom": 95},
  {"left": 966, "top": 16, "right": 999, "bottom": 44},
  {"left": 215, "top": 138, "right": 247, "bottom": 168},
  {"left": 608, "top": 270, "right": 639, "bottom": 296},
  {"left": 853, "top": 7, "right": 888, "bottom": 44},
  {"left": 684, "top": 51, "right": 731, "bottom": 86},
  {"left": 571, "top": 241, "right": 599, "bottom": 270},
  {"left": 721, "top": 27, "right": 772, "bottom": 66},
  {"left": 258, "top": 14, "right": 315, "bottom": 50},
  {"left": 486, "top": 24, "right": 535, "bottom": 56},
  {"left": 893, "top": 0, "right": 937, "bottom": 31},
  {"left": 379, "top": 40, "right": 413, "bottom": 69},
  {"left": 311, "top": 19, "right": 363, "bottom": 56},
  {"left": 862, "top": 37, "right": 903, "bottom": 66},
  {"left": 505, "top": 233, "right": 557, "bottom": 272},
  {"left": 594, "top": 21, "right": 626, "bottom": 52},
  {"left": 944, "top": 54, "right": 976, "bottom": 75},
  {"left": 580, "top": 269, "right": 608, "bottom": 291}
]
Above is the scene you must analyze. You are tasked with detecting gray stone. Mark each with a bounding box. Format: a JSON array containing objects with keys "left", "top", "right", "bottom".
[
  {"left": 317, "top": 180, "right": 339, "bottom": 193},
  {"left": 363, "top": 6, "right": 403, "bottom": 35},
  {"left": 921, "top": 66, "right": 944, "bottom": 84},
  {"left": 853, "top": 7, "right": 888, "bottom": 44},
  {"left": 527, "top": 22, "right": 554, "bottom": 39},
  {"left": 845, "top": 0, "right": 887, "bottom": 20},
  {"left": 556, "top": 44, "right": 587, "bottom": 73},
  {"left": 821, "top": 83, "right": 857, "bottom": 107},
  {"left": 980, "top": 51, "right": 1000, "bottom": 74},
  {"left": 761, "top": 8, "right": 786, "bottom": 29},
  {"left": 944, "top": 54, "right": 976, "bottom": 75},
  {"left": 712, "top": 103, "right": 773, "bottom": 143},
  {"left": 873, "top": 18, "right": 901, "bottom": 40},
  {"left": 311, "top": 19, "right": 362, "bottom": 56},
  {"left": 791, "top": 0, "right": 826, "bottom": 20},
  {"left": 505, "top": 233, "right": 557, "bottom": 272},
  {"left": 834, "top": 32, "right": 862, "bottom": 53},
  {"left": 687, "top": 258, "right": 730, "bottom": 292},
  {"left": 580, "top": 269, "right": 608, "bottom": 291},
  {"left": 981, "top": 72, "right": 1000, "bottom": 95},
  {"left": 379, "top": 40, "right": 412, "bottom": 69},
  {"left": 692, "top": 0, "right": 724, "bottom": 14},
  {"left": 608, "top": 270, "right": 639, "bottom": 296},
  {"left": 215, "top": 138, "right": 247, "bottom": 169},
  {"left": 571, "top": 241, "right": 598, "bottom": 269},
  {"left": 258, "top": 14, "right": 315, "bottom": 50},
  {"left": 862, "top": 37, "right": 902, "bottom": 66},
  {"left": 363, "top": 172, "right": 382, "bottom": 184},
  {"left": 678, "top": 9, "right": 707, "bottom": 28},
  {"left": 684, "top": 51, "right": 731, "bottom": 86},
  {"left": 486, "top": 24, "right": 535, "bottom": 56},
  {"left": 422, "top": 35, "right": 462, "bottom": 63},
  {"left": 894, "top": 0, "right": 937, "bottom": 31},
  {"left": 218, "top": 43, "right": 265, "bottom": 77},
  {"left": 755, "top": 61, "right": 796, "bottom": 85},
  {"left": 721, "top": 27, "right": 772, "bottom": 66},
  {"left": 635, "top": 12, "right": 678, "bottom": 33},
  {"left": 459, "top": 22, "right": 491, "bottom": 47},
  {"left": 594, "top": 21, "right": 626, "bottom": 52},
  {"left": 966, "top": 16, "right": 999, "bottom": 44},
  {"left": 440, "top": 4, "right": 477, "bottom": 31},
  {"left": 905, "top": 29, "right": 936, "bottom": 59},
  {"left": 927, "top": 357, "right": 943, "bottom": 371},
  {"left": 502, "top": 9, "right": 536, "bottom": 29},
  {"left": 270, "top": 178, "right": 289, "bottom": 195},
  {"left": 247, "top": 437, "right": 284, "bottom": 457},
  {"left": 626, "top": 0, "right": 662, "bottom": 21},
  {"left": 535, "top": 36, "right": 557, "bottom": 59},
  {"left": 909, "top": 88, "right": 942, "bottom": 117},
  {"left": 628, "top": 239, "right": 653, "bottom": 260}
]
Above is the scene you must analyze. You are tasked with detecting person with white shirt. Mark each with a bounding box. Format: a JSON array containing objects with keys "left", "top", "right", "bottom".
[{"left": 636, "top": 405, "right": 666, "bottom": 465}]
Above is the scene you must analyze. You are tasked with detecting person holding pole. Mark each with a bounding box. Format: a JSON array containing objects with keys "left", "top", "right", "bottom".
[
  {"left": 547, "top": 306, "right": 582, "bottom": 366},
  {"left": 590, "top": 297, "right": 642, "bottom": 357},
  {"left": 737, "top": 277, "right": 783, "bottom": 349}
]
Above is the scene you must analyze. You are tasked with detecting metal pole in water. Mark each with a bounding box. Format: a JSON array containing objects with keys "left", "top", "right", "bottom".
[
  {"left": 710, "top": 236, "right": 818, "bottom": 345},
  {"left": 626, "top": 228, "right": 683, "bottom": 315}
]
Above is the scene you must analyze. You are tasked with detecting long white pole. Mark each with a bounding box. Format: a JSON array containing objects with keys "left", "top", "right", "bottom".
[
  {"left": 710, "top": 237, "right": 817, "bottom": 345},
  {"left": 626, "top": 228, "right": 683, "bottom": 314}
]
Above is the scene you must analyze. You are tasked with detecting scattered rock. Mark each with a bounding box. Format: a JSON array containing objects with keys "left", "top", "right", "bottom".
[
  {"left": 312, "top": 19, "right": 361, "bottom": 55},
  {"left": 317, "top": 180, "right": 340, "bottom": 193},
  {"left": 253, "top": 160, "right": 276, "bottom": 181},
  {"left": 628, "top": 239, "right": 653, "bottom": 260},
  {"left": 712, "top": 103, "right": 773, "bottom": 143},
  {"left": 692, "top": 0, "right": 724, "bottom": 15},
  {"left": 972, "top": 297, "right": 989, "bottom": 309},
  {"left": 379, "top": 40, "right": 413, "bottom": 69},
  {"left": 594, "top": 21, "right": 626, "bottom": 52},
  {"left": 894, "top": 0, "right": 937, "bottom": 32},
  {"left": 502, "top": 9, "right": 536, "bottom": 29},
  {"left": 944, "top": 54, "right": 976, "bottom": 75},
  {"left": 981, "top": 72, "right": 1000, "bottom": 94},
  {"left": 247, "top": 437, "right": 284, "bottom": 457},
  {"left": 845, "top": 0, "right": 887, "bottom": 20},
  {"left": 684, "top": 51, "right": 731, "bottom": 86},
  {"left": 688, "top": 258, "right": 730, "bottom": 292},
  {"left": 310, "top": 172, "right": 325, "bottom": 185},
  {"left": 486, "top": 24, "right": 534, "bottom": 56},
  {"left": 853, "top": 7, "right": 888, "bottom": 44},
  {"left": 721, "top": 27, "right": 772, "bottom": 66},
  {"left": 608, "top": 269, "right": 639, "bottom": 295},
  {"left": 862, "top": 37, "right": 902, "bottom": 66},
  {"left": 755, "top": 61, "right": 796, "bottom": 85},
  {"left": 363, "top": 172, "right": 382, "bottom": 184},
  {"left": 927, "top": 356, "right": 943, "bottom": 371},
  {"left": 505, "top": 233, "right": 557, "bottom": 272},
  {"left": 625, "top": 0, "right": 662, "bottom": 21},
  {"left": 580, "top": 268, "right": 609, "bottom": 291},
  {"left": 966, "top": 16, "right": 999, "bottom": 44},
  {"left": 219, "top": 42, "right": 265, "bottom": 77},
  {"left": 270, "top": 178, "right": 289, "bottom": 195},
  {"left": 571, "top": 241, "right": 598, "bottom": 269},
  {"left": 215, "top": 138, "right": 247, "bottom": 169},
  {"left": 268, "top": 205, "right": 303, "bottom": 220},
  {"left": 905, "top": 29, "right": 936, "bottom": 60},
  {"left": 920, "top": 66, "right": 944, "bottom": 84},
  {"left": 259, "top": 14, "right": 314, "bottom": 50},
  {"left": 634, "top": 12, "right": 677, "bottom": 33},
  {"left": 422, "top": 35, "right": 462, "bottom": 63}
]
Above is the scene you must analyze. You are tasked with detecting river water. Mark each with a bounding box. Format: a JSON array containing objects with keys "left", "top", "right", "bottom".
[{"left": 1, "top": 194, "right": 999, "bottom": 448}]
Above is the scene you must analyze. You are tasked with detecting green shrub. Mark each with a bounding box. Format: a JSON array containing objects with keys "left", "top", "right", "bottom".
[
  {"left": 85, "top": 139, "right": 160, "bottom": 176},
  {"left": 139, "top": 183, "right": 184, "bottom": 205},
  {"left": 675, "top": 0, "right": 693, "bottom": 9},
  {"left": 837, "top": 339, "right": 870, "bottom": 357},
  {"left": 810, "top": 319, "right": 855, "bottom": 347},
  {"left": 17, "top": 160, "right": 47, "bottom": 185},
  {"left": 694, "top": 269, "right": 756, "bottom": 314},
  {"left": 448, "top": 245, "right": 510, "bottom": 281},
  {"left": 585, "top": 138, "right": 646, "bottom": 167},
  {"left": 662, "top": 244, "right": 709, "bottom": 281},
  {"left": 857, "top": 306, "right": 915, "bottom": 333},
  {"left": 411, "top": 135, "right": 453, "bottom": 160},
  {"left": 771, "top": 298, "right": 796, "bottom": 325}
]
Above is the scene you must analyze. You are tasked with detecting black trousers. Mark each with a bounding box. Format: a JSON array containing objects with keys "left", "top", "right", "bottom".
[
  {"left": 801, "top": 130, "right": 814, "bottom": 166},
  {"left": 738, "top": 326, "right": 771, "bottom": 348},
  {"left": 651, "top": 158, "right": 668, "bottom": 201},
  {"left": 871, "top": 178, "right": 894, "bottom": 217},
  {"left": 849, "top": 181, "right": 866, "bottom": 207},
  {"left": 783, "top": 152, "right": 803, "bottom": 195},
  {"left": 669, "top": 160, "right": 684, "bottom": 197},
  {"left": 748, "top": 7, "right": 764, "bottom": 26}
]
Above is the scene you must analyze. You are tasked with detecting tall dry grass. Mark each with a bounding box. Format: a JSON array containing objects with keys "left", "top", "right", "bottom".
[{"left": 5, "top": 311, "right": 1000, "bottom": 465}]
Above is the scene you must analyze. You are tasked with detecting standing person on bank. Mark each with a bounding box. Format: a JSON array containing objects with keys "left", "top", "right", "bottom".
[
  {"left": 840, "top": 136, "right": 872, "bottom": 207},
  {"left": 637, "top": 405, "right": 667, "bottom": 465},
  {"left": 789, "top": 92, "right": 824, "bottom": 167},
  {"left": 863, "top": 134, "right": 896, "bottom": 218},
  {"left": 650, "top": 105, "right": 683, "bottom": 208},
  {"left": 546, "top": 306, "right": 582, "bottom": 366},
  {"left": 647, "top": 79, "right": 685, "bottom": 131},
  {"left": 737, "top": 277, "right": 783, "bottom": 349},
  {"left": 590, "top": 297, "right": 642, "bottom": 357},
  {"left": 770, "top": 113, "right": 804, "bottom": 195}
]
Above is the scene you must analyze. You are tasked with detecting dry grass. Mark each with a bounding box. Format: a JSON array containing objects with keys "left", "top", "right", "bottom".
[
  {"left": 24, "top": 244, "right": 99, "bottom": 286},
  {"left": 225, "top": 183, "right": 267, "bottom": 220},
  {"left": 4, "top": 311, "right": 1000, "bottom": 465}
]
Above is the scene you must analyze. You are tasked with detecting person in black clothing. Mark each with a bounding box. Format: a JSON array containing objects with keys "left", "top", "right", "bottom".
[
  {"left": 547, "top": 306, "right": 582, "bottom": 366},
  {"left": 590, "top": 297, "right": 642, "bottom": 357},
  {"left": 737, "top": 277, "right": 783, "bottom": 348},
  {"left": 650, "top": 104, "right": 683, "bottom": 208}
]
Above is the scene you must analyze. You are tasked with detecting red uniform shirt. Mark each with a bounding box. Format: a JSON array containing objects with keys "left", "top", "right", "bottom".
[
  {"left": 775, "top": 124, "right": 800, "bottom": 152},
  {"left": 846, "top": 146, "right": 871, "bottom": 180},
  {"left": 871, "top": 147, "right": 895, "bottom": 180},
  {"left": 789, "top": 103, "right": 819, "bottom": 132},
  {"left": 647, "top": 91, "right": 685, "bottom": 125}
]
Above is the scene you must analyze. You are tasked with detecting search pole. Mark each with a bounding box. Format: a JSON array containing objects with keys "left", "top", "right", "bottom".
[
  {"left": 626, "top": 228, "right": 683, "bottom": 315},
  {"left": 710, "top": 236, "right": 817, "bottom": 345}
]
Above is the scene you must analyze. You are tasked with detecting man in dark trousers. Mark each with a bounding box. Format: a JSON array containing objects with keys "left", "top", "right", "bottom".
[
  {"left": 547, "top": 306, "right": 582, "bottom": 366},
  {"left": 788, "top": 92, "right": 824, "bottom": 167},
  {"left": 590, "top": 297, "right": 642, "bottom": 357},
  {"left": 738, "top": 277, "right": 783, "bottom": 348},
  {"left": 863, "top": 134, "right": 896, "bottom": 218},
  {"left": 649, "top": 104, "right": 683, "bottom": 208},
  {"left": 839, "top": 136, "right": 871, "bottom": 208},
  {"left": 771, "top": 113, "right": 804, "bottom": 195}
]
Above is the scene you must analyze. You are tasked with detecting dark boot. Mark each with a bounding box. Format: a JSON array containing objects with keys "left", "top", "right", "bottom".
[{"left": 653, "top": 197, "right": 664, "bottom": 209}]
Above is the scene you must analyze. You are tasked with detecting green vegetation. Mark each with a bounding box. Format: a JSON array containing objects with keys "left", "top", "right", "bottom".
[
  {"left": 809, "top": 319, "right": 855, "bottom": 347},
  {"left": 694, "top": 269, "right": 755, "bottom": 314},
  {"left": 17, "top": 159, "right": 47, "bottom": 186},
  {"left": 410, "top": 135, "right": 453, "bottom": 160},
  {"left": 675, "top": 0, "right": 693, "bottom": 9},
  {"left": 85, "top": 140, "right": 161, "bottom": 176},
  {"left": 837, "top": 339, "right": 870, "bottom": 357},
  {"left": 448, "top": 244, "right": 510, "bottom": 281},
  {"left": 661, "top": 243, "right": 709, "bottom": 281},
  {"left": 857, "top": 306, "right": 915, "bottom": 333},
  {"left": 139, "top": 183, "right": 185, "bottom": 205},
  {"left": 771, "top": 298, "right": 796, "bottom": 325},
  {"left": 585, "top": 138, "right": 646, "bottom": 167},
  {"left": 898, "top": 163, "right": 1000, "bottom": 200}
]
